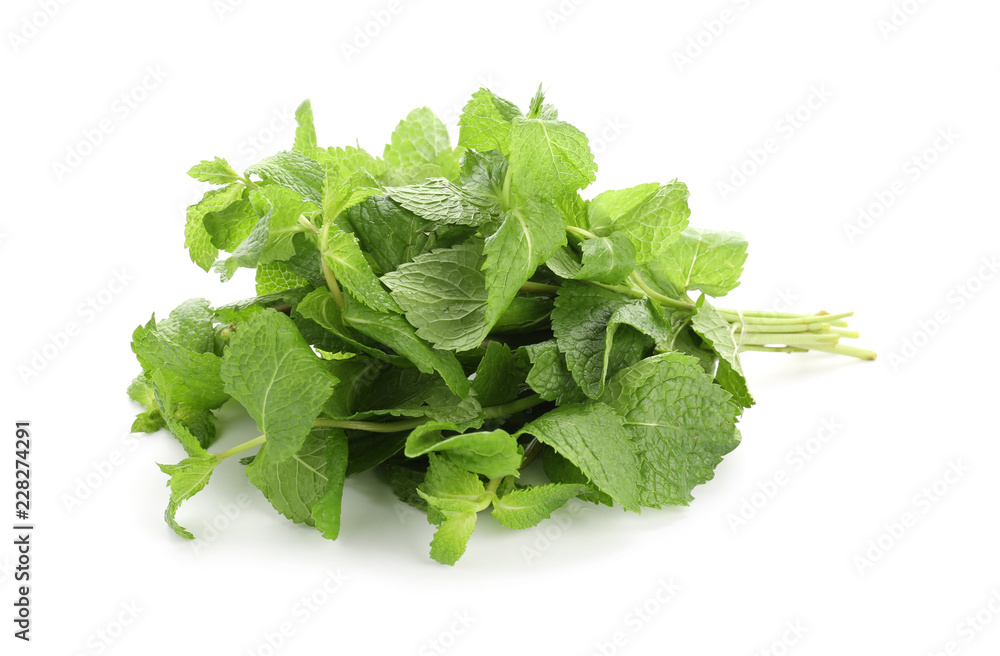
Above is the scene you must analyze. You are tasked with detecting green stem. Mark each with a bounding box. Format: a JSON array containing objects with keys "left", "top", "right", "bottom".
[
  {"left": 796, "top": 342, "right": 878, "bottom": 360},
  {"left": 313, "top": 417, "right": 428, "bottom": 433},
  {"left": 519, "top": 281, "right": 560, "bottom": 296},
  {"left": 214, "top": 435, "right": 266, "bottom": 461},
  {"left": 484, "top": 394, "right": 544, "bottom": 418},
  {"left": 739, "top": 332, "right": 840, "bottom": 347},
  {"left": 741, "top": 345, "right": 810, "bottom": 354},
  {"left": 313, "top": 395, "right": 546, "bottom": 434},
  {"left": 629, "top": 272, "right": 695, "bottom": 310},
  {"left": 565, "top": 225, "right": 598, "bottom": 240},
  {"left": 731, "top": 322, "right": 831, "bottom": 334},
  {"left": 319, "top": 222, "right": 345, "bottom": 308}
]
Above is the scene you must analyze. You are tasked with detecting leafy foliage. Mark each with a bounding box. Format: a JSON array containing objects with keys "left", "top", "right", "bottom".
[{"left": 130, "top": 86, "right": 872, "bottom": 565}]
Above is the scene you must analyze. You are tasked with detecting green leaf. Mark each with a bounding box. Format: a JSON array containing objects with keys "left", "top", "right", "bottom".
[
  {"left": 381, "top": 243, "right": 489, "bottom": 352},
  {"left": 386, "top": 178, "right": 488, "bottom": 227},
  {"left": 188, "top": 157, "right": 242, "bottom": 185},
  {"left": 384, "top": 107, "right": 460, "bottom": 181},
  {"left": 220, "top": 310, "right": 338, "bottom": 462},
  {"left": 185, "top": 183, "right": 245, "bottom": 271},
  {"left": 341, "top": 292, "right": 470, "bottom": 398},
  {"left": 491, "top": 483, "right": 585, "bottom": 529},
  {"left": 640, "top": 227, "right": 748, "bottom": 298},
  {"left": 127, "top": 374, "right": 164, "bottom": 433},
  {"left": 158, "top": 455, "right": 219, "bottom": 539},
  {"left": 517, "top": 403, "right": 642, "bottom": 511},
  {"left": 542, "top": 450, "right": 612, "bottom": 506},
  {"left": 471, "top": 342, "right": 523, "bottom": 407},
  {"left": 419, "top": 453, "right": 489, "bottom": 512},
  {"left": 147, "top": 370, "right": 213, "bottom": 457},
  {"left": 459, "top": 149, "right": 509, "bottom": 215},
  {"left": 203, "top": 194, "right": 258, "bottom": 251},
  {"left": 429, "top": 513, "right": 478, "bottom": 566},
  {"left": 246, "top": 428, "right": 347, "bottom": 535},
  {"left": 255, "top": 261, "right": 310, "bottom": 295},
  {"left": 457, "top": 88, "right": 522, "bottom": 153},
  {"left": 255, "top": 185, "right": 312, "bottom": 264},
  {"left": 155, "top": 298, "right": 216, "bottom": 354},
  {"left": 322, "top": 168, "right": 383, "bottom": 222},
  {"left": 246, "top": 151, "right": 325, "bottom": 205},
  {"left": 519, "top": 340, "right": 587, "bottom": 405},
  {"left": 602, "top": 352, "right": 741, "bottom": 507},
  {"left": 507, "top": 117, "right": 596, "bottom": 199},
  {"left": 340, "top": 196, "right": 441, "bottom": 274},
  {"left": 418, "top": 454, "right": 490, "bottom": 565},
  {"left": 321, "top": 225, "right": 399, "bottom": 313},
  {"left": 310, "top": 146, "right": 386, "bottom": 179},
  {"left": 292, "top": 99, "right": 317, "bottom": 152},
  {"left": 483, "top": 200, "right": 565, "bottom": 328},
  {"left": 132, "top": 318, "right": 228, "bottom": 409},
  {"left": 344, "top": 367, "right": 482, "bottom": 424},
  {"left": 691, "top": 297, "right": 754, "bottom": 409},
  {"left": 312, "top": 432, "right": 350, "bottom": 539},
  {"left": 588, "top": 182, "right": 691, "bottom": 264},
  {"left": 405, "top": 428, "right": 521, "bottom": 480},
  {"left": 295, "top": 288, "right": 404, "bottom": 364},
  {"left": 577, "top": 232, "right": 636, "bottom": 284},
  {"left": 551, "top": 282, "right": 651, "bottom": 399}
]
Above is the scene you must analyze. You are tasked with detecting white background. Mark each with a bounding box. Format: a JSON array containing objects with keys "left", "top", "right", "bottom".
[{"left": 3, "top": 0, "right": 999, "bottom": 654}]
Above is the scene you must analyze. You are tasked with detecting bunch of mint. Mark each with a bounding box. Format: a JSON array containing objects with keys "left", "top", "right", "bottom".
[{"left": 128, "top": 86, "right": 873, "bottom": 565}]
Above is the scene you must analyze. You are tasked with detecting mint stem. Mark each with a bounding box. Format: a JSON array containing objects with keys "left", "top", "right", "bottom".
[{"left": 214, "top": 435, "right": 266, "bottom": 461}]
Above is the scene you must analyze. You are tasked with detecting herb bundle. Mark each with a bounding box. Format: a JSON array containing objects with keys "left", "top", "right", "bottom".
[{"left": 128, "top": 87, "right": 873, "bottom": 564}]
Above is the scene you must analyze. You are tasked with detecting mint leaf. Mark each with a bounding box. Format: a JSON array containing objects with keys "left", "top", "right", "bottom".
[
  {"left": 577, "top": 232, "right": 637, "bottom": 284},
  {"left": 311, "top": 432, "right": 349, "bottom": 539},
  {"left": 340, "top": 196, "right": 440, "bottom": 274},
  {"left": 386, "top": 178, "right": 488, "bottom": 227},
  {"left": 471, "top": 342, "right": 523, "bottom": 407},
  {"left": 321, "top": 225, "right": 399, "bottom": 313},
  {"left": 520, "top": 340, "right": 586, "bottom": 405},
  {"left": 246, "top": 151, "right": 325, "bottom": 205},
  {"left": 158, "top": 455, "right": 219, "bottom": 539},
  {"left": 341, "top": 292, "right": 470, "bottom": 398},
  {"left": 203, "top": 193, "right": 258, "bottom": 251},
  {"left": 459, "top": 149, "right": 508, "bottom": 215},
  {"left": 246, "top": 428, "right": 348, "bottom": 537},
  {"left": 491, "top": 483, "right": 585, "bottom": 529},
  {"left": 602, "top": 353, "right": 741, "bottom": 507},
  {"left": 221, "top": 310, "right": 338, "bottom": 462},
  {"left": 640, "top": 227, "right": 748, "bottom": 298},
  {"left": 292, "top": 99, "right": 318, "bottom": 152},
  {"left": 132, "top": 318, "right": 228, "bottom": 409},
  {"left": 508, "top": 117, "right": 596, "bottom": 199},
  {"left": 127, "top": 375, "right": 164, "bottom": 433},
  {"left": 483, "top": 200, "right": 565, "bottom": 327},
  {"left": 188, "top": 157, "right": 242, "bottom": 186},
  {"left": 381, "top": 243, "right": 489, "bottom": 352},
  {"left": 458, "top": 88, "right": 522, "bottom": 153},
  {"left": 691, "top": 297, "right": 754, "bottom": 409},
  {"left": 418, "top": 454, "right": 491, "bottom": 565},
  {"left": 405, "top": 428, "right": 521, "bottom": 480},
  {"left": 552, "top": 281, "right": 651, "bottom": 399},
  {"left": 384, "top": 107, "right": 460, "bottom": 181},
  {"left": 185, "top": 183, "right": 245, "bottom": 271},
  {"left": 542, "top": 450, "right": 613, "bottom": 506},
  {"left": 255, "top": 261, "right": 310, "bottom": 295},
  {"left": 589, "top": 182, "right": 691, "bottom": 264},
  {"left": 155, "top": 298, "right": 216, "bottom": 354},
  {"left": 517, "top": 403, "right": 642, "bottom": 511}
]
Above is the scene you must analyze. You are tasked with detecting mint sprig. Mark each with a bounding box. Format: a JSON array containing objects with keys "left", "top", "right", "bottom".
[{"left": 131, "top": 87, "right": 874, "bottom": 565}]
